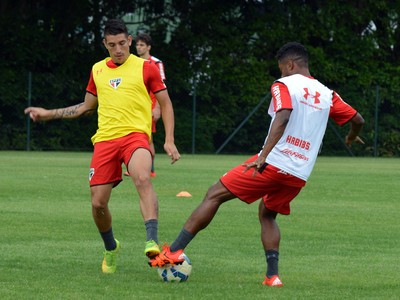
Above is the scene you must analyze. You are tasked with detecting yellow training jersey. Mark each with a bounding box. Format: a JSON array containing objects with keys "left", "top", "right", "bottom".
[{"left": 91, "top": 54, "right": 152, "bottom": 144}]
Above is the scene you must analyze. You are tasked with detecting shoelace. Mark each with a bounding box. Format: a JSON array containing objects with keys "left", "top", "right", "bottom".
[{"left": 149, "top": 255, "right": 167, "bottom": 267}]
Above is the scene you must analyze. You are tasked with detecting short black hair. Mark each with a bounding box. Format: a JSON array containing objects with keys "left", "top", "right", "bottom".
[
  {"left": 135, "top": 33, "right": 153, "bottom": 46},
  {"left": 275, "top": 42, "right": 308, "bottom": 64},
  {"left": 104, "top": 19, "right": 129, "bottom": 37}
]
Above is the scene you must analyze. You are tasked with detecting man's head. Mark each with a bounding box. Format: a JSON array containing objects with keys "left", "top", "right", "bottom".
[
  {"left": 135, "top": 33, "right": 153, "bottom": 59},
  {"left": 103, "top": 19, "right": 132, "bottom": 65},
  {"left": 276, "top": 42, "right": 309, "bottom": 77}
]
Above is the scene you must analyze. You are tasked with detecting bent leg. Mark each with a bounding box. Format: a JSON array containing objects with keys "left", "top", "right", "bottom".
[
  {"left": 128, "top": 148, "right": 157, "bottom": 221},
  {"left": 127, "top": 147, "right": 160, "bottom": 250}
]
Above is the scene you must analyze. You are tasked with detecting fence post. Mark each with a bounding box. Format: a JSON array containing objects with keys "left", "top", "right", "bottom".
[
  {"left": 26, "top": 72, "right": 32, "bottom": 151},
  {"left": 374, "top": 85, "right": 379, "bottom": 157},
  {"left": 192, "top": 83, "right": 196, "bottom": 154},
  {"left": 215, "top": 94, "right": 269, "bottom": 154}
]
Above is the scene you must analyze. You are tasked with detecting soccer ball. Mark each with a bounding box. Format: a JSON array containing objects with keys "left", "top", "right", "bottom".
[{"left": 157, "top": 253, "right": 192, "bottom": 282}]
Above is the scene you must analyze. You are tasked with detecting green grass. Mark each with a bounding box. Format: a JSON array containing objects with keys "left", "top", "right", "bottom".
[{"left": 0, "top": 151, "right": 399, "bottom": 299}]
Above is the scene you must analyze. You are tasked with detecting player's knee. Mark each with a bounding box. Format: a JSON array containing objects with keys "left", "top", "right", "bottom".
[
  {"left": 204, "top": 181, "right": 232, "bottom": 204},
  {"left": 92, "top": 199, "right": 107, "bottom": 211},
  {"left": 132, "top": 172, "right": 151, "bottom": 188}
]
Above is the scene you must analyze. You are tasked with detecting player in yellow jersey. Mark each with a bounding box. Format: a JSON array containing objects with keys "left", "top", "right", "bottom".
[{"left": 24, "top": 19, "right": 180, "bottom": 274}]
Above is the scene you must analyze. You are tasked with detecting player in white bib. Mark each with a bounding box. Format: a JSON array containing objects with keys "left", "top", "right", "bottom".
[{"left": 149, "top": 42, "right": 365, "bottom": 287}]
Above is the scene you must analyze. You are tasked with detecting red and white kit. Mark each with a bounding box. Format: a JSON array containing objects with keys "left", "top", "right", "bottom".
[{"left": 264, "top": 74, "right": 356, "bottom": 181}]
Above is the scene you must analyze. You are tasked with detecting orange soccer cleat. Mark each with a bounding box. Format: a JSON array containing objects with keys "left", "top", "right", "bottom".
[
  {"left": 262, "top": 275, "right": 283, "bottom": 287},
  {"left": 148, "top": 245, "right": 185, "bottom": 267}
]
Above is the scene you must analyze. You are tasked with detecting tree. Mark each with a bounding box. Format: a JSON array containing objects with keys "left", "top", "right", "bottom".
[
  {"left": 0, "top": 0, "right": 137, "bottom": 150},
  {"left": 1, "top": 0, "right": 399, "bottom": 156}
]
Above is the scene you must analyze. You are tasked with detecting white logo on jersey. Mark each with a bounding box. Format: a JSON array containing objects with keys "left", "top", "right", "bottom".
[{"left": 272, "top": 85, "right": 282, "bottom": 110}]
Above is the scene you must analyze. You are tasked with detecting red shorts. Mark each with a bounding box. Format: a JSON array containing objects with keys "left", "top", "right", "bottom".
[
  {"left": 220, "top": 155, "right": 306, "bottom": 215},
  {"left": 89, "top": 132, "right": 151, "bottom": 187},
  {"left": 152, "top": 117, "right": 157, "bottom": 133}
]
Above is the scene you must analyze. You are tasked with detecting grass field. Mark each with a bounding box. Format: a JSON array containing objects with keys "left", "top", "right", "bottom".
[{"left": 1, "top": 151, "right": 399, "bottom": 299}]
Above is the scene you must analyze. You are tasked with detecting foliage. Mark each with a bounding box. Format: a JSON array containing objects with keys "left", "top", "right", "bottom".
[{"left": 1, "top": 0, "right": 399, "bottom": 156}]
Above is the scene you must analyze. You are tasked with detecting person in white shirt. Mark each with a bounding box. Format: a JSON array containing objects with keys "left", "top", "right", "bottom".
[{"left": 149, "top": 42, "right": 365, "bottom": 287}]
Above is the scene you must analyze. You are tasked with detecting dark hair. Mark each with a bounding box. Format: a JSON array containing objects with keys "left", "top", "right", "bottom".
[
  {"left": 275, "top": 42, "right": 308, "bottom": 64},
  {"left": 135, "top": 33, "right": 152, "bottom": 46},
  {"left": 104, "top": 19, "right": 129, "bottom": 37}
]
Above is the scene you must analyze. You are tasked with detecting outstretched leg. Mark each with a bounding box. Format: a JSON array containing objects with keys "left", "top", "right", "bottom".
[
  {"left": 149, "top": 180, "right": 235, "bottom": 267},
  {"left": 182, "top": 180, "right": 234, "bottom": 234}
]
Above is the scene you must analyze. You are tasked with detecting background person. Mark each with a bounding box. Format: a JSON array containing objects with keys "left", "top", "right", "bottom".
[
  {"left": 123, "top": 33, "right": 166, "bottom": 177},
  {"left": 149, "top": 42, "right": 365, "bottom": 287},
  {"left": 25, "top": 19, "right": 180, "bottom": 274}
]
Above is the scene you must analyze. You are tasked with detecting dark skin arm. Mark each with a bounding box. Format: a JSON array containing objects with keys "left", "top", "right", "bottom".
[
  {"left": 345, "top": 112, "right": 365, "bottom": 146},
  {"left": 243, "top": 110, "right": 365, "bottom": 176},
  {"left": 243, "top": 109, "right": 292, "bottom": 175}
]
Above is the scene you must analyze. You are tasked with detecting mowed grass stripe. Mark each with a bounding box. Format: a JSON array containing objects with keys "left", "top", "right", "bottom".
[{"left": 0, "top": 151, "right": 399, "bottom": 299}]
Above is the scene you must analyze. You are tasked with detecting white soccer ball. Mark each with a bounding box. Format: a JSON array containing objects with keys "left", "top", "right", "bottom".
[{"left": 157, "top": 253, "right": 192, "bottom": 282}]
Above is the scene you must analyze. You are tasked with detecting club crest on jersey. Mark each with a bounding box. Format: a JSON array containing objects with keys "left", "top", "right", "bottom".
[{"left": 109, "top": 78, "right": 122, "bottom": 89}]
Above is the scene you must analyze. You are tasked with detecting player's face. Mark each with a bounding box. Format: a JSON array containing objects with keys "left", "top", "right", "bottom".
[
  {"left": 136, "top": 40, "right": 151, "bottom": 58},
  {"left": 103, "top": 33, "right": 132, "bottom": 64}
]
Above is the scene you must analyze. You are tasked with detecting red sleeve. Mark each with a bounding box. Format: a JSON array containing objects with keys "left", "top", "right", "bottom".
[
  {"left": 270, "top": 82, "right": 293, "bottom": 112},
  {"left": 86, "top": 71, "right": 97, "bottom": 96},
  {"left": 156, "top": 61, "right": 166, "bottom": 81},
  {"left": 143, "top": 61, "right": 167, "bottom": 94},
  {"left": 329, "top": 91, "right": 357, "bottom": 126}
]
